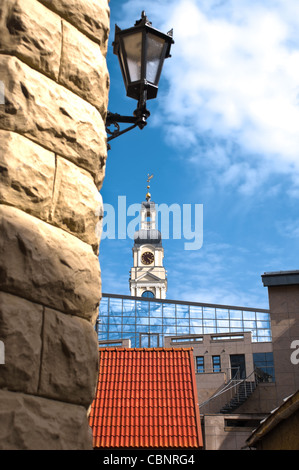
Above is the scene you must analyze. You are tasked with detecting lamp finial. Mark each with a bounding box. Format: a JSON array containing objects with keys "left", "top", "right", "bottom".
[{"left": 135, "top": 11, "right": 151, "bottom": 27}]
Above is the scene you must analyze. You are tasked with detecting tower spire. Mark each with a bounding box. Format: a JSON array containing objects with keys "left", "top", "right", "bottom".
[{"left": 146, "top": 173, "right": 153, "bottom": 201}]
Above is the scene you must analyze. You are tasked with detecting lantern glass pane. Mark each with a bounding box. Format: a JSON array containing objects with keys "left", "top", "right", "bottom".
[
  {"left": 146, "top": 33, "right": 165, "bottom": 84},
  {"left": 123, "top": 32, "right": 142, "bottom": 82}
]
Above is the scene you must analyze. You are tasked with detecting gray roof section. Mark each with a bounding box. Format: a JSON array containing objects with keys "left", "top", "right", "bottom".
[
  {"left": 262, "top": 270, "right": 299, "bottom": 287},
  {"left": 134, "top": 229, "right": 162, "bottom": 246},
  {"left": 141, "top": 200, "right": 156, "bottom": 210}
]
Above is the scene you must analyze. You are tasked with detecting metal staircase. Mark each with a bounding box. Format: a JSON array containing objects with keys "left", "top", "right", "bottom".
[
  {"left": 219, "top": 380, "right": 256, "bottom": 414},
  {"left": 198, "top": 368, "right": 259, "bottom": 415}
]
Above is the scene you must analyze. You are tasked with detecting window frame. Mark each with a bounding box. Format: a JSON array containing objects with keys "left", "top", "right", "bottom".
[
  {"left": 196, "top": 356, "right": 205, "bottom": 374},
  {"left": 212, "top": 355, "right": 221, "bottom": 373}
]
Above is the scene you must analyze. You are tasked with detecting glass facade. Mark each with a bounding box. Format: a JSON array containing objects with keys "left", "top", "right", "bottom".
[
  {"left": 97, "top": 294, "right": 272, "bottom": 347},
  {"left": 253, "top": 352, "right": 275, "bottom": 382}
]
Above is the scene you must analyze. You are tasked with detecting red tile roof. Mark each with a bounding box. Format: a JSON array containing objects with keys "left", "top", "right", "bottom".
[{"left": 89, "top": 348, "right": 203, "bottom": 449}]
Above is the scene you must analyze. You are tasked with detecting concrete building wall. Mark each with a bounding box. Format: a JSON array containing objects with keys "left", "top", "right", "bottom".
[
  {"left": 165, "top": 332, "right": 274, "bottom": 411},
  {"left": 203, "top": 413, "right": 266, "bottom": 450},
  {"left": 262, "top": 272, "right": 299, "bottom": 406},
  {"left": 0, "top": 0, "right": 110, "bottom": 449}
]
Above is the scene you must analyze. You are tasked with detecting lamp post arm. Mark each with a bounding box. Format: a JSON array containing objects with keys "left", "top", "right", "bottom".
[
  {"left": 106, "top": 112, "right": 137, "bottom": 126},
  {"left": 106, "top": 119, "right": 138, "bottom": 144},
  {"left": 105, "top": 106, "right": 150, "bottom": 147}
]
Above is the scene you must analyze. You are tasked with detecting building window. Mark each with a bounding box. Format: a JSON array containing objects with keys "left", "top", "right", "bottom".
[
  {"left": 230, "top": 354, "right": 246, "bottom": 379},
  {"left": 212, "top": 355, "right": 221, "bottom": 373},
  {"left": 225, "top": 419, "right": 262, "bottom": 428},
  {"left": 196, "top": 356, "right": 204, "bottom": 373},
  {"left": 142, "top": 290, "right": 155, "bottom": 298},
  {"left": 253, "top": 352, "right": 275, "bottom": 382},
  {"left": 172, "top": 336, "right": 203, "bottom": 343},
  {"left": 140, "top": 333, "right": 159, "bottom": 347}
]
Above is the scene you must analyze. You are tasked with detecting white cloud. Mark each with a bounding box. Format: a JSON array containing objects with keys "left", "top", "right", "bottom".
[
  {"left": 144, "top": 0, "right": 299, "bottom": 195},
  {"left": 276, "top": 218, "right": 299, "bottom": 239},
  {"left": 167, "top": 243, "right": 268, "bottom": 308},
  {"left": 165, "top": 240, "right": 269, "bottom": 307}
]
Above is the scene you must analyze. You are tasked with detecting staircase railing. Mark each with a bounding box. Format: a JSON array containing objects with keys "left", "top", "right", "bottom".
[{"left": 198, "top": 368, "right": 258, "bottom": 415}]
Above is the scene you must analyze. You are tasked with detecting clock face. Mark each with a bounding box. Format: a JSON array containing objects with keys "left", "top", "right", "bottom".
[{"left": 141, "top": 251, "right": 154, "bottom": 265}]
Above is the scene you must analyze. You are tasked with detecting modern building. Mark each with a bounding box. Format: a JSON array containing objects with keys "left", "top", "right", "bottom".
[
  {"left": 97, "top": 294, "right": 272, "bottom": 348},
  {"left": 96, "top": 296, "right": 275, "bottom": 450},
  {"left": 95, "top": 192, "right": 299, "bottom": 450}
]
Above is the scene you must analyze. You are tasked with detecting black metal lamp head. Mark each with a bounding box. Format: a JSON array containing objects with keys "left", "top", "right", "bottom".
[
  {"left": 106, "top": 11, "right": 174, "bottom": 146},
  {"left": 113, "top": 11, "right": 174, "bottom": 102}
]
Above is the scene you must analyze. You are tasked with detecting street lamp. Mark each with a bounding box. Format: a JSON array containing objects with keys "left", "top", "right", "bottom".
[{"left": 106, "top": 11, "right": 174, "bottom": 145}]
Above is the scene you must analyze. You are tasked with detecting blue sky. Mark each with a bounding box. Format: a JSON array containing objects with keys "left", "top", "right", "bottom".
[{"left": 99, "top": 0, "right": 299, "bottom": 309}]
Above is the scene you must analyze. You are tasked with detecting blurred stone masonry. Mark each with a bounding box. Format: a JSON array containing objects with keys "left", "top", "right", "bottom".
[{"left": 0, "top": 0, "right": 110, "bottom": 449}]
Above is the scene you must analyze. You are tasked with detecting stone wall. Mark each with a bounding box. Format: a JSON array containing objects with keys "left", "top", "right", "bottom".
[{"left": 0, "top": 0, "right": 110, "bottom": 449}]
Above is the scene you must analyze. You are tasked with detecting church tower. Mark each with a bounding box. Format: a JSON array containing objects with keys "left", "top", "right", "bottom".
[{"left": 129, "top": 175, "right": 167, "bottom": 299}]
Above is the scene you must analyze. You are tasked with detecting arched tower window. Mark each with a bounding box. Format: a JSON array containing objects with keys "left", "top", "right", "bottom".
[{"left": 142, "top": 290, "right": 155, "bottom": 298}]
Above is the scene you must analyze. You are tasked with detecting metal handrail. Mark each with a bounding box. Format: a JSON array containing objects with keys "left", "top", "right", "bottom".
[
  {"left": 198, "top": 368, "right": 257, "bottom": 409},
  {"left": 198, "top": 371, "right": 242, "bottom": 409}
]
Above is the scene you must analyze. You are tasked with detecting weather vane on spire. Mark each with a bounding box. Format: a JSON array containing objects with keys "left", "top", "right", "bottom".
[{"left": 146, "top": 173, "right": 154, "bottom": 201}]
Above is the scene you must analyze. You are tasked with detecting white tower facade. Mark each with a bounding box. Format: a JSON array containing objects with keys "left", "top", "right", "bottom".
[{"left": 129, "top": 189, "right": 167, "bottom": 299}]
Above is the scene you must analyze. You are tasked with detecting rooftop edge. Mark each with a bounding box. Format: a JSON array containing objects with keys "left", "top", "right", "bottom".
[{"left": 262, "top": 270, "right": 299, "bottom": 287}]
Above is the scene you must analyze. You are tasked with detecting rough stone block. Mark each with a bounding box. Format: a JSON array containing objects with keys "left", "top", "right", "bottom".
[
  {"left": 0, "top": 390, "right": 93, "bottom": 449},
  {"left": 0, "top": 130, "right": 55, "bottom": 219},
  {"left": 0, "top": 55, "right": 107, "bottom": 188},
  {"left": 0, "top": 291, "right": 43, "bottom": 394},
  {"left": 0, "top": 0, "right": 62, "bottom": 80},
  {"left": 0, "top": 205, "right": 101, "bottom": 321},
  {"left": 59, "top": 21, "right": 109, "bottom": 119},
  {"left": 38, "top": 0, "right": 110, "bottom": 54},
  {"left": 39, "top": 308, "right": 99, "bottom": 407},
  {"left": 51, "top": 156, "right": 102, "bottom": 251}
]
